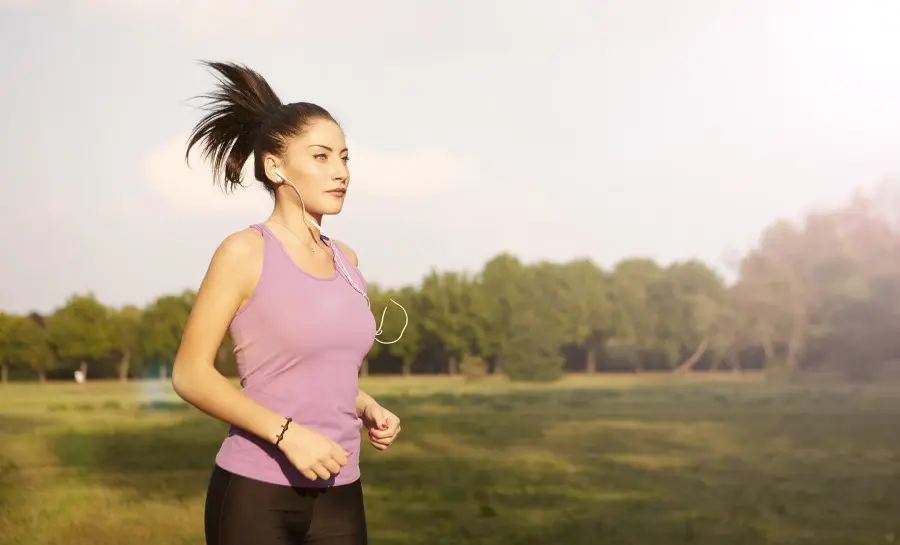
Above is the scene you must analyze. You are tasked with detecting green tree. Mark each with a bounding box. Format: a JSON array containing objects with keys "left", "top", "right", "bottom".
[
  {"left": 0, "top": 313, "right": 16, "bottom": 383},
  {"left": 557, "top": 259, "right": 612, "bottom": 373},
  {"left": 0, "top": 313, "right": 53, "bottom": 382},
  {"left": 728, "top": 179, "right": 900, "bottom": 380},
  {"left": 500, "top": 262, "right": 567, "bottom": 382},
  {"left": 608, "top": 259, "right": 665, "bottom": 371},
  {"left": 16, "top": 316, "right": 53, "bottom": 381},
  {"left": 367, "top": 284, "right": 421, "bottom": 377},
  {"left": 476, "top": 253, "right": 527, "bottom": 374},
  {"left": 652, "top": 260, "right": 728, "bottom": 374},
  {"left": 501, "top": 302, "right": 566, "bottom": 383},
  {"left": 111, "top": 305, "right": 142, "bottom": 381},
  {"left": 47, "top": 294, "right": 114, "bottom": 380},
  {"left": 418, "top": 270, "right": 483, "bottom": 375},
  {"left": 705, "top": 291, "right": 747, "bottom": 373},
  {"left": 137, "top": 290, "right": 195, "bottom": 379}
]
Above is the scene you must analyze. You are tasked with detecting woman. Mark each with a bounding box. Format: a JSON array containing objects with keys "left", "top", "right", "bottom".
[{"left": 171, "top": 61, "right": 402, "bottom": 545}]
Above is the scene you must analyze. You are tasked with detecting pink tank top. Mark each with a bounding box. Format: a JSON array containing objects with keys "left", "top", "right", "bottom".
[{"left": 214, "top": 223, "right": 377, "bottom": 487}]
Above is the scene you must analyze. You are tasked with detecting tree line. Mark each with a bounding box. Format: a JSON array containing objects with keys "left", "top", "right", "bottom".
[{"left": 3, "top": 181, "right": 900, "bottom": 383}]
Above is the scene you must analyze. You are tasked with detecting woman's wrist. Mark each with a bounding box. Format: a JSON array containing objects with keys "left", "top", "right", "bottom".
[
  {"left": 359, "top": 401, "right": 379, "bottom": 418},
  {"left": 356, "top": 389, "right": 380, "bottom": 418},
  {"left": 273, "top": 417, "right": 293, "bottom": 449},
  {"left": 261, "top": 412, "right": 297, "bottom": 447}
]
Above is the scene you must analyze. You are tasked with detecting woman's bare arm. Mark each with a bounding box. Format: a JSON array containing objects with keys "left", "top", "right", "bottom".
[
  {"left": 171, "top": 230, "right": 286, "bottom": 444},
  {"left": 355, "top": 389, "right": 379, "bottom": 417}
]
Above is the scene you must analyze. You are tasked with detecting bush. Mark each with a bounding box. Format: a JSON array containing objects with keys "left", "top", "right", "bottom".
[
  {"left": 490, "top": 292, "right": 568, "bottom": 382},
  {"left": 764, "top": 358, "right": 796, "bottom": 383},
  {"left": 503, "top": 351, "right": 565, "bottom": 382},
  {"left": 500, "top": 319, "right": 565, "bottom": 383},
  {"left": 460, "top": 355, "right": 488, "bottom": 382}
]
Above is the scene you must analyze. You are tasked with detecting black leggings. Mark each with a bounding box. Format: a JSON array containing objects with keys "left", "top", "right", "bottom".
[{"left": 204, "top": 465, "right": 368, "bottom": 545}]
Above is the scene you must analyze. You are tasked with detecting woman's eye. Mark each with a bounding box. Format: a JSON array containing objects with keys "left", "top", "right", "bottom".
[
  {"left": 342, "top": 156, "right": 350, "bottom": 163},
  {"left": 314, "top": 154, "right": 327, "bottom": 160}
]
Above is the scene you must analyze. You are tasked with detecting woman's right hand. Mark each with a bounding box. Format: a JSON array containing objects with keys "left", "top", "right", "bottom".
[{"left": 276, "top": 423, "right": 351, "bottom": 481}]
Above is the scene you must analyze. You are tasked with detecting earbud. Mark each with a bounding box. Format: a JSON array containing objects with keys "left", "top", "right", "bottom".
[{"left": 271, "top": 170, "right": 324, "bottom": 234}]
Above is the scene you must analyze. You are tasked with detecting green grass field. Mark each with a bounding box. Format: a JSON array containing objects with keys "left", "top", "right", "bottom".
[{"left": 1, "top": 374, "right": 899, "bottom": 545}]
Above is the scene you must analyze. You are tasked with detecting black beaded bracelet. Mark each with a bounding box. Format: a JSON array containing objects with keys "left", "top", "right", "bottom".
[{"left": 274, "top": 417, "right": 292, "bottom": 447}]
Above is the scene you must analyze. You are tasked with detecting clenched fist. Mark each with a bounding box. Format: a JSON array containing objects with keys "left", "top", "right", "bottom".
[
  {"left": 277, "top": 422, "right": 351, "bottom": 481},
  {"left": 361, "top": 403, "right": 402, "bottom": 451}
]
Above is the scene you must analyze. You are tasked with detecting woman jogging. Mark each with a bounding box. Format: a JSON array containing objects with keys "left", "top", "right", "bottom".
[{"left": 171, "top": 61, "right": 402, "bottom": 545}]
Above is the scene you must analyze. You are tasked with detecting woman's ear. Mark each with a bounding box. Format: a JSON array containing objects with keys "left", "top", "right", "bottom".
[{"left": 263, "top": 154, "right": 283, "bottom": 184}]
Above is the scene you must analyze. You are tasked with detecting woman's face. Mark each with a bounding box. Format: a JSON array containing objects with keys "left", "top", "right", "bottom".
[{"left": 268, "top": 117, "right": 351, "bottom": 216}]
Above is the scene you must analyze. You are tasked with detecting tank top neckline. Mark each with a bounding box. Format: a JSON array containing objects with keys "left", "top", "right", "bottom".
[{"left": 254, "top": 222, "right": 339, "bottom": 282}]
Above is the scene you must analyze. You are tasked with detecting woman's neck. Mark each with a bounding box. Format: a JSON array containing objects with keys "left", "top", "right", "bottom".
[{"left": 271, "top": 200, "right": 323, "bottom": 242}]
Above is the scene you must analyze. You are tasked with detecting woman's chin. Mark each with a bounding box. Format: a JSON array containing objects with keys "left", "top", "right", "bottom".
[
  {"left": 307, "top": 203, "right": 344, "bottom": 216},
  {"left": 316, "top": 203, "right": 345, "bottom": 217}
]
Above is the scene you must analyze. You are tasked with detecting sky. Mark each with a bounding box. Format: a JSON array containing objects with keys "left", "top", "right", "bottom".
[{"left": 2, "top": 0, "right": 900, "bottom": 314}]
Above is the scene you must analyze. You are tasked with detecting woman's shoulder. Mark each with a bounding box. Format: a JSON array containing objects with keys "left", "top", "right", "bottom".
[
  {"left": 214, "top": 226, "right": 265, "bottom": 263},
  {"left": 204, "top": 227, "right": 266, "bottom": 292}
]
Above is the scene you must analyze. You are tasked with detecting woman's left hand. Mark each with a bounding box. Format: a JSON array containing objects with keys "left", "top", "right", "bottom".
[{"left": 362, "top": 403, "right": 401, "bottom": 451}]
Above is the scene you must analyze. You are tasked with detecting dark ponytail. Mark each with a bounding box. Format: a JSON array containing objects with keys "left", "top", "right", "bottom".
[{"left": 185, "top": 61, "right": 336, "bottom": 194}]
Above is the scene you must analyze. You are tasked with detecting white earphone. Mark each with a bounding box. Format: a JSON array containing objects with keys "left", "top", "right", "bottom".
[{"left": 272, "top": 168, "right": 408, "bottom": 345}]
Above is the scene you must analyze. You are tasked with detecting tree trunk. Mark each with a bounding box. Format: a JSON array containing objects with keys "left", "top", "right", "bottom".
[
  {"left": 761, "top": 332, "right": 775, "bottom": 367},
  {"left": 631, "top": 353, "right": 643, "bottom": 373},
  {"left": 674, "top": 337, "right": 710, "bottom": 374},
  {"left": 360, "top": 358, "right": 369, "bottom": 377},
  {"left": 38, "top": 367, "right": 46, "bottom": 382},
  {"left": 786, "top": 322, "right": 804, "bottom": 377},
  {"left": 159, "top": 363, "right": 168, "bottom": 380},
  {"left": 493, "top": 355, "right": 503, "bottom": 375},
  {"left": 117, "top": 351, "right": 131, "bottom": 382},
  {"left": 786, "top": 277, "right": 807, "bottom": 377},
  {"left": 79, "top": 360, "right": 88, "bottom": 380},
  {"left": 1, "top": 363, "right": 7, "bottom": 385},
  {"left": 448, "top": 355, "right": 458, "bottom": 375},
  {"left": 400, "top": 355, "right": 416, "bottom": 377},
  {"left": 585, "top": 346, "right": 597, "bottom": 374}
]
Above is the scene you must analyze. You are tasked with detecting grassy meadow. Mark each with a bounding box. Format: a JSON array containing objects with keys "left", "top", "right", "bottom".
[{"left": 1, "top": 374, "right": 900, "bottom": 545}]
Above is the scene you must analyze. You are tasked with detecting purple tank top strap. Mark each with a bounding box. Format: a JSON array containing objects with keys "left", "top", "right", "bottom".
[
  {"left": 250, "top": 223, "right": 272, "bottom": 239},
  {"left": 250, "top": 223, "right": 291, "bottom": 268},
  {"left": 326, "top": 236, "right": 367, "bottom": 291}
]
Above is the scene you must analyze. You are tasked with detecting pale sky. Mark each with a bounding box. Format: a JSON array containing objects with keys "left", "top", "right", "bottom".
[{"left": 2, "top": 0, "right": 900, "bottom": 314}]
